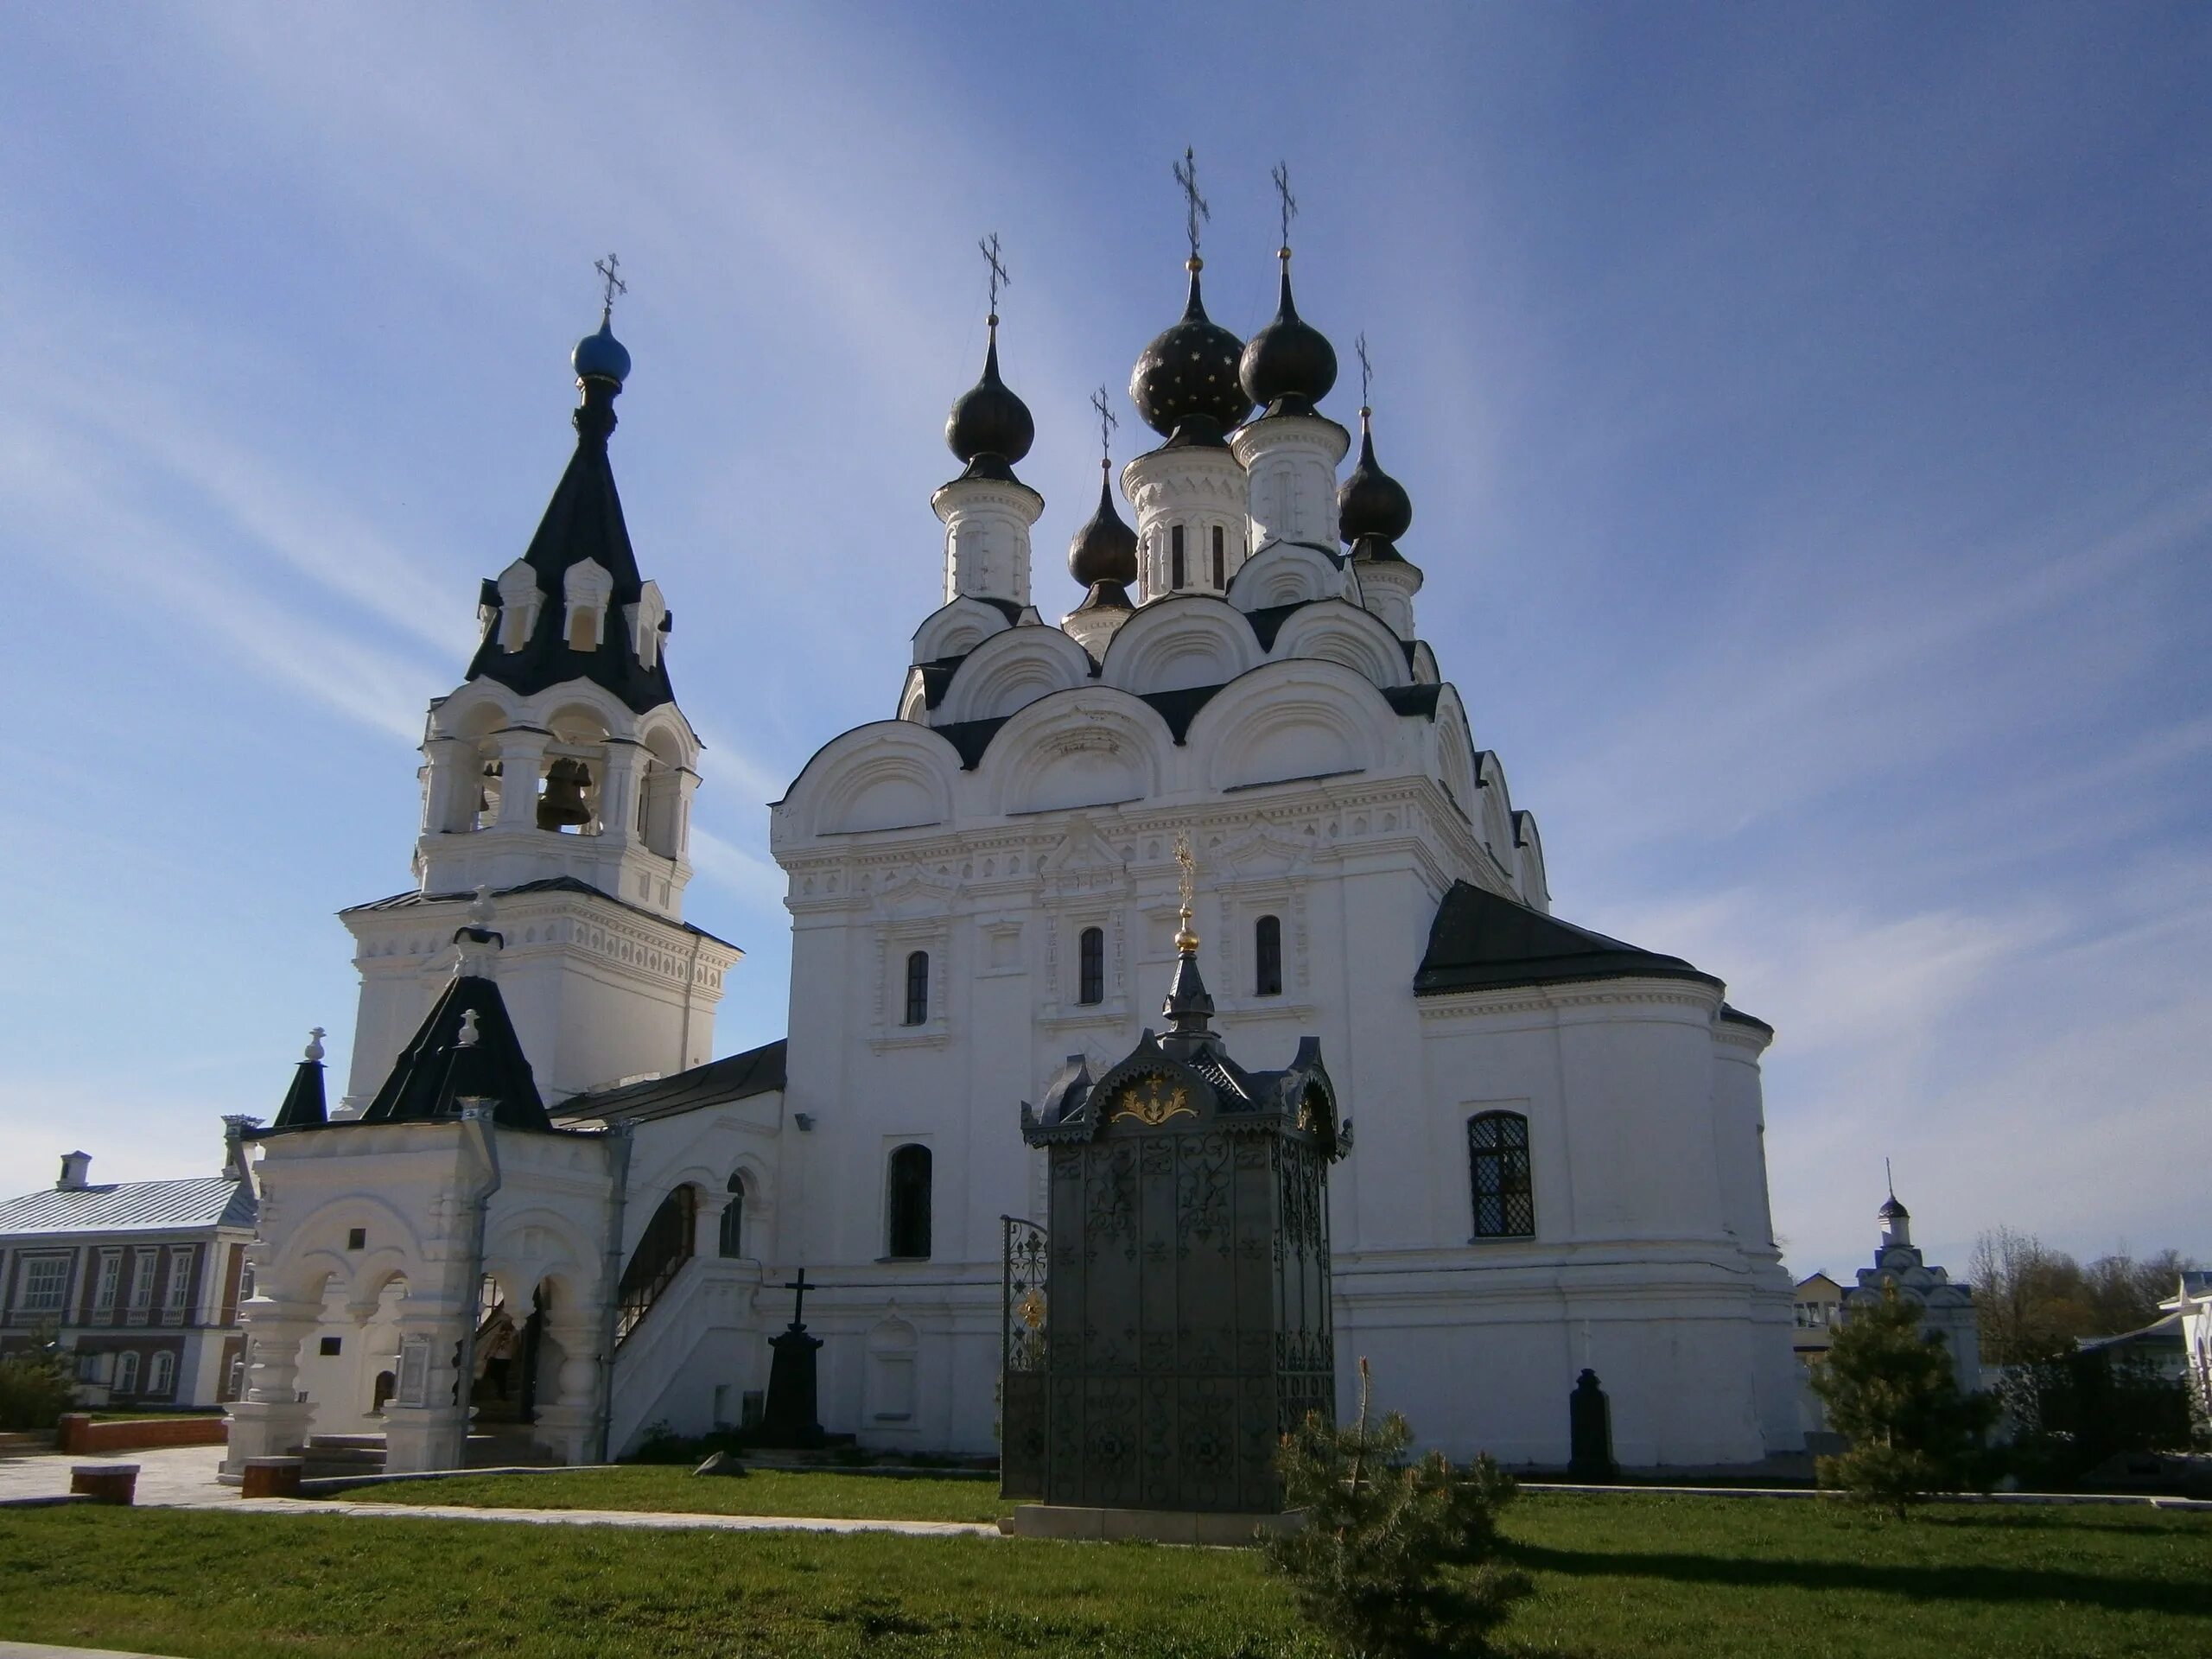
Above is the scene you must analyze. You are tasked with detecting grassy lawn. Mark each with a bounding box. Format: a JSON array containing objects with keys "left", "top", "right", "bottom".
[
  {"left": 0, "top": 1496, "right": 2202, "bottom": 1657},
  {"left": 347, "top": 1465, "right": 1006, "bottom": 1523}
]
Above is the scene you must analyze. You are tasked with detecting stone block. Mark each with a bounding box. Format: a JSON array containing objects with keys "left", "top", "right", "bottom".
[
  {"left": 69, "top": 1464, "right": 138, "bottom": 1505},
  {"left": 240, "top": 1456, "right": 305, "bottom": 1498}
]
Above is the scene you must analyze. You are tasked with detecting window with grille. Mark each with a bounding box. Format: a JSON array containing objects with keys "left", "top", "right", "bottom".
[
  {"left": 1467, "top": 1111, "right": 1535, "bottom": 1239},
  {"left": 19, "top": 1257, "right": 67, "bottom": 1313},
  {"left": 903, "top": 950, "right": 930, "bottom": 1027},
  {"left": 1171, "top": 524, "right": 1185, "bottom": 588},
  {"left": 1077, "top": 927, "right": 1105, "bottom": 1005},
  {"left": 1255, "top": 914, "right": 1283, "bottom": 997},
  {"left": 887, "top": 1145, "right": 933, "bottom": 1260},
  {"left": 719, "top": 1172, "right": 747, "bottom": 1259}
]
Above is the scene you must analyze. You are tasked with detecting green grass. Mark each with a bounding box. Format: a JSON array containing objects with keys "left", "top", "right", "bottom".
[
  {"left": 0, "top": 1495, "right": 2203, "bottom": 1657},
  {"left": 348, "top": 1465, "right": 1006, "bottom": 1523}
]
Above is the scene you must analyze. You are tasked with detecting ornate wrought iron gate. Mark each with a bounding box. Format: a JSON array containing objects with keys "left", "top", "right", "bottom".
[{"left": 1000, "top": 1214, "right": 1048, "bottom": 1498}]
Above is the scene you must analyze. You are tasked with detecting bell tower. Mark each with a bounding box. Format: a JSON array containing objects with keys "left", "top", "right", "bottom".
[{"left": 339, "top": 275, "right": 741, "bottom": 1112}]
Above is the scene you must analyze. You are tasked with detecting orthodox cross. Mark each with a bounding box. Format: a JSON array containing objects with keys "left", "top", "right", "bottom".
[
  {"left": 1090, "top": 385, "right": 1118, "bottom": 464},
  {"left": 780, "top": 1266, "right": 816, "bottom": 1328},
  {"left": 1173, "top": 832, "right": 1198, "bottom": 946},
  {"left": 1271, "top": 160, "right": 1298, "bottom": 253},
  {"left": 594, "top": 252, "right": 626, "bottom": 317},
  {"left": 1173, "top": 146, "right": 1209, "bottom": 263},
  {"left": 978, "top": 232, "right": 1008, "bottom": 321},
  {"left": 1356, "top": 332, "right": 1373, "bottom": 410}
]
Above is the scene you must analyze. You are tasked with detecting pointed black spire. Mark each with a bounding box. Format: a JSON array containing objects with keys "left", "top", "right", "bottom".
[
  {"left": 1160, "top": 838, "right": 1220, "bottom": 1058},
  {"left": 271, "top": 1028, "right": 328, "bottom": 1130}
]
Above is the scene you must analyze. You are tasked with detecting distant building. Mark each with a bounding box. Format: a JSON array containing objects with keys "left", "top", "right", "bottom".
[
  {"left": 1791, "top": 1271, "right": 1846, "bottom": 1368},
  {"left": 1840, "top": 1185, "right": 1980, "bottom": 1392},
  {"left": 0, "top": 1122, "right": 260, "bottom": 1409}
]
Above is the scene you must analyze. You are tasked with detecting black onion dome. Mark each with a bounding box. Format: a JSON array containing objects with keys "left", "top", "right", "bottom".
[
  {"left": 1068, "top": 465, "right": 1140, "bottom": 588},
  {"left": 1130, "top": 265, "right": 1253, "bottom": 444},
  {"left": 946, "top": 324, "right": 1034, "bottom": 473},
  {"left": 1240, "top": 261, "right": 1337, "bottom": 416},
  {"left": 1338, "top": 410, "right": 1413, "bottom": 545}
]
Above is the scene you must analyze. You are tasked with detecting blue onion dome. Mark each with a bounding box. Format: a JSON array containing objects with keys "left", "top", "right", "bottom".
[
  {"left": 1130, "top": 263, "right": 1253, "bottom": 445},
  {"left": 571, "top": 309, "right": 631, "bottom": 386},
  {"left": 1068, "top": 462, "right": 1140, "bottom": 588},
  {"left": 945, "top": 319, "right": 1035, "bottom": 478},
  {"left": 1240, "top": 257, "right": 1337, "bottom": 417},
  {"left": 1338, "top": 407, "right": 1413, "bottom": 550}
]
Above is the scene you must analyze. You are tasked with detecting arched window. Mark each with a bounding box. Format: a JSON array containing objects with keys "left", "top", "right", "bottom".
[
  {"left": 1211, "top": 524, "right": 1225, "bottom": 588},
  {"left": 719, "top": 1172, "right": 747, "bottom": 1259},
  {"left": 147, "top": 1351, "right": 175, "bottom": 1395},
  {"left": 1468, "top": 1112, "right": 1535, "bottom": 1239},
  {"left": 617, "top": 1185, "right": 697, "bottom": 1341},
  {"left": 113, "top": 1351, "right": 139, "bottom": 1395},
  {"left": 1170, "top": 524, "right": 1185, "bottom": 588},
  {"left": 1255, "top": 914, "right": 1283, "bottom": 997},
  {"left": 1077, "top": 926, "right": 1105, "bottom": 1006},
  {"left": 886, "top": 1145, "right": 932, "bottom": 1260},
  {"left": 903, "top": 950, "right": 930, "bottom": 1027}
]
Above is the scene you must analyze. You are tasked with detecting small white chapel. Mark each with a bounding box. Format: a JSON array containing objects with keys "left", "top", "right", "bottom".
[{"left": 227, "top": 195, "right": 1807, "bottom": 1479}]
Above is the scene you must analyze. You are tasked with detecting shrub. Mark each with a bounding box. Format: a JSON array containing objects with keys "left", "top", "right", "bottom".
[
  {"left": 0, "top": 1331, "right": 78, "bottom": 1432},
  {"left": 1813, "top": 1283, "right": 1998, "bottom": 1518},
  {"left": 1263, "top": 1358, "right": 1530, "bottom": 1658}
]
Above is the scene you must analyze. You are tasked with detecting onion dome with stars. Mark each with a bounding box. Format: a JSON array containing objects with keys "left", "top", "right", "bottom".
[
  {"left": 944, "top": 315, "right": 1035, "bottom": 482},
  {"left": 1067, "top": 461, "right": 1139, "bottom": 610},
  {"left": 1130, "top": 263, "right": 1252, "bottom": 446},
  {"left": 1239, "top": 254, "right": 1337, "bottom": 418},
  {"left": 1338, "top": 406, "right": 1414, "bottom": 560}
]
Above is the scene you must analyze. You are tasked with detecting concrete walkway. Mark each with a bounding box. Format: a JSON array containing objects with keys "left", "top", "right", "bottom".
[
  {"left": 0, "top": 1643, "right": 181, "bottom": 1659},
  {"left": 0, "top": 1446, "right": 995, "bottom": 1536}
]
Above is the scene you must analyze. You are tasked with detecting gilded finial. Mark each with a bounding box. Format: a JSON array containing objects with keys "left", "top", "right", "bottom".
[{"left": 1173, "top": 833, "right": 1198, "bottom": 953}]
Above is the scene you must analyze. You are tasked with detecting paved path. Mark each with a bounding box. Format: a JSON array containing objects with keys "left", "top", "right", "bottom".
[
  {"left": 0, "top": 1446, "right": 996, "bottom": 1536},
  {"left": 0, "top": 1643, "right": 181, "bottom": 1658}
]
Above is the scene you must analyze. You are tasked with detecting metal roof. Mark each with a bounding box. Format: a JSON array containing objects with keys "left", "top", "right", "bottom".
[
  {"left": 552, "top": 1039, "right": 786, "bottom": 1125},
  {"left": 0, "top": 1177, "right": 257, "bottom": 1238}
]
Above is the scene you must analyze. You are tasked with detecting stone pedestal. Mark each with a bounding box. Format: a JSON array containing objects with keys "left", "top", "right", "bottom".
[
  {"left": 382, "top": 1402, "right": 468, "bottom": 1473},
  {"left": 758, "top": 1323, "right": 823, "bottom": 1448},
  {"left": 240, "top": 1457, "right": 304, "bottom": 1498}
]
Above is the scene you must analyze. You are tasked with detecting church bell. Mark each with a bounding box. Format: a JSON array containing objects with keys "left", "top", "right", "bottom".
[{"left": 537, "top": 757, "right": 593, "bottom": 830}]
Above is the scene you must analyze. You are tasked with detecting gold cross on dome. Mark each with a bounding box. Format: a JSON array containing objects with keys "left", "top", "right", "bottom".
[{"left": 1173, "top": 833, "right": 1198, "bottom": 950}]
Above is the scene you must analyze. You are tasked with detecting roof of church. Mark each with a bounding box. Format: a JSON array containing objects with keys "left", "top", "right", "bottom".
[
  {"left": 353, "top": 972, "right": 552, "bottom": 1132},
  {"left": 340, "top": 875, "right": 737, "bottom": 951},
  {"left": 1414, "top": 880, "right": 1725, "bottom": 997},
  {"left": 0, "top": 1176, "right": 257, "bottom": 1238},
  {"left": 551, "top": 1038, "right": 788, "bottom": 1124},
  {"left": 461, "top": 328, "right": 676, "bottom": 715}
]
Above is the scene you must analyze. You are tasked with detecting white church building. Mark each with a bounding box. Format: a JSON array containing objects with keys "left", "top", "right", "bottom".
[{"left": 228, "top": 224, "right": 1805, "bottom": 1478}]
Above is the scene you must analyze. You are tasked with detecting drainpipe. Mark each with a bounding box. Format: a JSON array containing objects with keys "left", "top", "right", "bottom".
[
  {"left": 594, "top": 1122, "right": 634, "bottom": 1464},
  {"left": 677, "top": 930, "right": 704, "bottom": 1073},
  {"left": 454, "top": 1104, "right": 503, "bottom": 1459}
]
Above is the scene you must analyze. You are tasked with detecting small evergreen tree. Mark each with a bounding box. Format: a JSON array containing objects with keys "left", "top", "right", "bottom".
[
  {"left": 0, "top": 1325, "right": 79, "bottom": 1433},
  {"left": 1813, "top": 1283, "right": 1996, "bottom": 1518},
  {"left": 1263, "top": 1358, "right": 1531, "bottom": 1658}
]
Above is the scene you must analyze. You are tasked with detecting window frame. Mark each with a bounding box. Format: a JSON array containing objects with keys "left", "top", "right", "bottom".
[
  {"left": 902, "top": 950, "right": 931, "bottom": 1027},
  {"left": 1254, "top": 913, "right": 1283, "bottom": 998},
  {"left": 1211, "top": 524, "right": 1225, "bottom": 588},
  {"left": 885, "top": 1144, "right": 933, "bottom": 1262},
  {"left": 1466, "top": 1110, "right": 1536, "bottom": 1241},
  {"left": 1170, "top": 524, "right": 1185, "bottom": 588},
  {"left": 113, "top": 1351, "right": 140, "bottom": 1395},
  {"left": 1077, "top": 926, "right": 1106, "bottom": 1007},
  {"left": 18, "top": 1255, "right": 69, "bottom": 1315},
  {"left": 718, "top": 1172, "right": 747, "bottom": 1260}
]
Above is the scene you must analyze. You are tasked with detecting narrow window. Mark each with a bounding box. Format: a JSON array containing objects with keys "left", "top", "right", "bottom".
[
  {"left": 1468, "top": 1112, "right": 1536, "bottom": 1238},
  {"left": 719, "top": 1172, "right": 747, "bottom": 1259},
  {"left": 1255, "top": 914, "right": 1283, "bottom": 997},
  {"left": 165, "top": 1249, "right": 193, "bottom": 1318},
  {"left": 1077, "top": 926, "right": 1105, "bottom": 1006},
  {"left": 148, "top": 1351, "right": 175, "bottom": 1395},
  {"left": 1211, "top": 524, "right": 1225, "bottom": 588},
  {"left": 904, "top": 950, "right": 930, "bottom": 1027},
  {"left": 93, "top": 1251, "right": 120, "bottom": 1316},
  {"left": 887, "top": 1145, "right": 933, "bottom": 1259},
  {"left": 1170, "top": 524, "right": 1185, "bottom": 588},
  {"left": 114, "top": 1351, "right": 140, "bottom": 1395}
]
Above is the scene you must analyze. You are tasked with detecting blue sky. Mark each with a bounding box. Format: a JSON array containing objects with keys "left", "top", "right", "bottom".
[{"left": 3, "top": 4, "right": 2205, "bottom": 1281}]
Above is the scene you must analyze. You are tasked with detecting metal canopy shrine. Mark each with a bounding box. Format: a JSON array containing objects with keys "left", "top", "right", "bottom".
[{"left": 1003, "top": 888, "right": 1348, "bottom": 1516}]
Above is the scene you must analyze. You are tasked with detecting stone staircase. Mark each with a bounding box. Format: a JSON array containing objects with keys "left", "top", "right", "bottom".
[{"left": 301, "top": 1433, "right": 387, "bottom": 1479}]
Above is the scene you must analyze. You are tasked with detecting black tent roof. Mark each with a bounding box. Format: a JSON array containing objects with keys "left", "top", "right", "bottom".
[{"left": 357, "top": 973, "right": 550, "bottom": 1131}]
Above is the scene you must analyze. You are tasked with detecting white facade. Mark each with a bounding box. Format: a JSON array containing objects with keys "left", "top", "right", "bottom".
[
  {"left": 1839, "top": 1197, "right": 1982, "bottom": 1395},
  {"left": 236, "top": 278, "right": 1807, "bottom": 1476}
]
